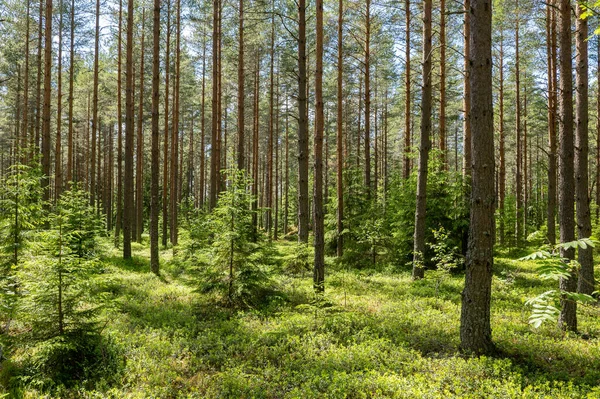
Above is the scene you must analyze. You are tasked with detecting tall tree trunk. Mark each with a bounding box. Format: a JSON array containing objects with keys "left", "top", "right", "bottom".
[
  {"left": 439, "top": 0, "right": 446, "bottom": 168},
  {"left": 91, "top": 0, "right": 100, "bottom": 207},
  {"left": 547, "top": 2, "right": 557, "bottom": 246},
  {"left": 498, "top": 31, "right": 505, "bottom": 246},
  {"left": 123, "top": 0, "right": 135, "bottom": 259},
  {"left": 34, "top": 0, "right": 43, "bottom": 154},
  {"left": 162, "top": 2, "right": 171, "bottom": 246},
  {"left": 314, "top": 0, "right": 325, "bottom": 292},
  {"left": 297, "top": 0, "right": 309, "bottom": 243},
  {"left": 200, "top": 27, "right": 207, "bottom": 208},
  {"left": 403, "top": 0, "right": 411, "bottom": 179},
  {"left": 515, "top": 7, "right": 523, "bottom": 246},
  {"left": 237, "top": 0, "right": 245, "bottom": 171},
  {"left": 210, "top": 0, "right": 221, "bottom": 209},
  {"left": 412, "top": 0, "right": 432, "bottom": 280},
  {"left": 55, "top": 0, "right": 63, "bottom": 199},
  {"left": 115, "top": 0, "right": 123, "bottom": 241},
  {"left": 170, "top": 0, "right": 180, "bottom": 245},
  {"left": 267, "top": 9, "right": 275, "bottom": 237},
  {"left": 67, "top": 0, "right": 75, "bottom": 184},
  {"left": 364, "top": 0, "right": 371, "bottom": 196},
  {"left": 150, "top": 0, "right": 160, "bottom": 274},
  {"left": 41, "top": 0, "right": 52, "bottom": 203},
  {"left": 136, "top": 11, "right": 146, "bottom": 243},
  {"left": 575, "top": 4, "right": 593, "bottom": 295},
  {"left": 252, "top": 55, "right": 260, "bottom": 240},
  {"left": 22, "top": 1, "right": 30, "bottom": 162},
  {"left": 460, "top": 0, "right": 494, "bottom": 355},
  {"left": 596, "top": 35, "right": 600, "bottom": 223},
  {"left": 336, "top": 0, "right": 343, "bottom": 257},
  {"left": 557, "top": 0, "right": 576, "bottom": 332},
  {"left": 462, "top": 0, "right": 471, "bottom": 178}
]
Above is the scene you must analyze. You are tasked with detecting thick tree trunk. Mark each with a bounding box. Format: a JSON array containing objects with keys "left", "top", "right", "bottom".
[
  {"left": 150, "top": 0, "right": 160, "bottom": 274},
  {"left": 210, "top": 0, "right": 221, "bottom": 209},
  {"left": 575, "top": 5, "right": 593, "bottom": 295},
  {"left": 411, "top": 0, "right": 432, "bottom": 280},
  {"left": 297, "top": 0, "right": 309, "bottom": 243},
  {"left": 557, "top": 0, "right": 576, "bottom": 332},
  {"left": 460, "top": 0, "right": 494, "bottom": 355}
]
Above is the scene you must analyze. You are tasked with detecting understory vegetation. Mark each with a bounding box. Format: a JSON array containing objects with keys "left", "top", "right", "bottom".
[{"left": 2, "top": 234, "right": 600, "bottom": 398}]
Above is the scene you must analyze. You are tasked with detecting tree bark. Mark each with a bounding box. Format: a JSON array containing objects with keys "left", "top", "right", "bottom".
[
  {"left": 209, "top": 0, "right": 221, "bottom": 209},
  {"left": 91, "top": 0, "right": 100, "bottom": 207},
  {"left": 123, "top": 0, "right": 135, "bottom": 259},
  {"left": 460, "top": 0, "right": 494, "bottom": 355},
  {"left": 297, "top": 0, "right": 309, "bottom": 243},
  {"left": 364, "top": 0, "right": 371, "bottom": 196},
  {"left": 515, "top": 6, "right": 523, "bottom": 246},
  {"left": 41, "top": 0, "right": 52, "bottom": 204},
  {"left": 116, "top": 0, "right": 123, "bottom": 241},
  {"left": 170, "top": 0, "right": 181, "bottom": 245},
  {"left": 237, "top": 0, "right": 245, "bottom": 171},
  {"left": 162, "top": 2, "right": 171, "bottom": 246},
  {"left": 150, "top": 0, "right": 160, "bottom": 274},
  {"left": 314, "top": 0, "right": 325, "bottom": 292},
  {"left": 336, "top": 0, "right": 343, "bottom": 257},
  {"left": 547, "top": 2, "right": 557, "bottom": 246},
  {"left": 498, "top": 31, "right": 505, "bottom": 246},
  {"left": 403, "top": 0, "right": 411, "bottom": 179},
  {"left": 55, "top": 0, "right": 63, "bottom": 199},
  {"left": 557, "top": 0, "right": 576, "bottom": 332},
  {"left": 462, "top": 0, "right": 471, "bottom": 178},
  {"left": 67, "top": 0, "right": 75, "bottom": 184},
  {"left": 439, "top": 0, "right": 446, "bottom": 168},
  {"left": 136, "top": 10, "right": 146, "bottom": 243},
  {"left": 412, "top": 0, "right": 432, "bottom": 280},
  {"left": 575, "top": 4, "right": 593, "bottom": 295}
]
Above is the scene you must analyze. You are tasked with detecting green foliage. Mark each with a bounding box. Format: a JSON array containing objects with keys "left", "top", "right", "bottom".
[
  {"left": 0, "top": 163, "right": 44, "bottom": 267},
  {"left": 191, "top": 170, "right": 275, "bottom": 307},
  {"left": 386, "top": 156, "right": 468, "bottom": 269},
  {"left": 16, "top": 187, "right": 106, "bottom": 341},
  {"left": 0, "top": 163, "right": 44, "bottom": 335},
  {"left": 520, "top": 239, "right": 597, "bottom": 328},
  {"left": 428, "top": 226, "right": 464, "bottom": 272}
]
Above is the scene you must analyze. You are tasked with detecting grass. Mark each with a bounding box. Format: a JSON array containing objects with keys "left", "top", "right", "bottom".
[{"left": 3, "top": 238, "right": 600, "bottom": 398}]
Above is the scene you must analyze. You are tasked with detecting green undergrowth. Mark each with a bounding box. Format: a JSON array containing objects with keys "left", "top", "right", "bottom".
[{"left": 3, "top": 239, "right": 600, "bottom": 398}]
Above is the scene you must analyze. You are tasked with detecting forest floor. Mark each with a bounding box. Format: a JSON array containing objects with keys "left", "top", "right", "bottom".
[{"left": 7, "top": 239, "right": 600, "bottom": 398}]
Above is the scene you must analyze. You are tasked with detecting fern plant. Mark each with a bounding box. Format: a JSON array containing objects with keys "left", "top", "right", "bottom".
[{"left": 520, "top": 238, "right": 597, "bottom": 328}]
